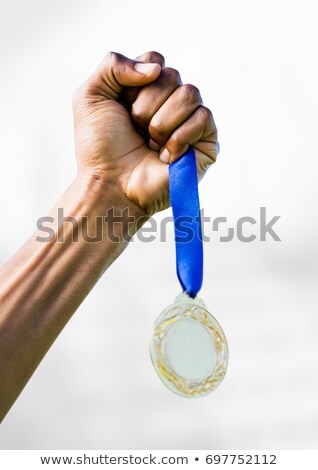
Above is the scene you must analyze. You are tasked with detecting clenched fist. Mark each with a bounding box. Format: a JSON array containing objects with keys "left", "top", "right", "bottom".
[{"left": 73, "top": 51, "right": 219, "bottom": 216}]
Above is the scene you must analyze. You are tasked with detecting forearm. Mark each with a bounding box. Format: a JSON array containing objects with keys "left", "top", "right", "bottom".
[{"left": 0, "top": 171, "right": 144, "bottom": 421}]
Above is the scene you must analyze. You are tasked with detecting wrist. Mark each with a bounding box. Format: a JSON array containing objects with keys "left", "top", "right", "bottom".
[{"left": 73, "top": 169, "right": 147, "bottom": 239}]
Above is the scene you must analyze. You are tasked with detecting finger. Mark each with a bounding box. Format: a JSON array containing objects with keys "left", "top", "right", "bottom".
[
  {"left": 129, "top": 153, "right": 170, "bottom": 214},
  {"left": 121, "top": 51, "right": 166, "bottom": 106},
  {"left": 148, "top": 84, "right": 202, "bottom": 149},
  {"left": 87, "top": 52, "right": 161, "bottom": 100},
  {"left": 135, "top": 50, "right": 165, "bottom": 67},
  {"left": 158, "top": 106, "right": 219, "bottom": 171},
  {"left": 131, "top": 67, "right": 182, "bottom": 136}
]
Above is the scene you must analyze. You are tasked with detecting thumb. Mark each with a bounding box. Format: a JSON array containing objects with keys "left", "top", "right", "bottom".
[{"left": 92, "top": 52, "right": 161, "bottom": 99}]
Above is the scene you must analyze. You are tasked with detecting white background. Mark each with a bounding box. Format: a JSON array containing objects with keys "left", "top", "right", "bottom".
[{"left": 0, "top": 0, "right": 317, "bottom": 449}]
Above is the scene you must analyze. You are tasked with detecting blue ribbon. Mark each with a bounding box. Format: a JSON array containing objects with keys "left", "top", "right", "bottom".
[{"left": 169, "top": 147, "right": 203, "bottom": 298}]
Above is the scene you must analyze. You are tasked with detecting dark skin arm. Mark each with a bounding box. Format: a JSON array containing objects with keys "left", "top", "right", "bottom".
[{"left": 0, "top": 51, "right": 218, "bottom": 421}]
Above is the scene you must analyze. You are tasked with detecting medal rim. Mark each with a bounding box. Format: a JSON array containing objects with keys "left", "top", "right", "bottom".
[{"left": 149, "top": 292, "right": 229, "bottom": 398}]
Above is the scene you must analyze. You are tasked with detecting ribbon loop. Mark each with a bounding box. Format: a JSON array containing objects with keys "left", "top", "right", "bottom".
[{"left": 169, "top": 147, "right": 203, "bottom": 298}]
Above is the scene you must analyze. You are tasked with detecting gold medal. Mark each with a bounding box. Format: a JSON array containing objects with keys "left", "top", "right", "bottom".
[{"left": 150, "top": 293, "right": 228, "bottom": 398}]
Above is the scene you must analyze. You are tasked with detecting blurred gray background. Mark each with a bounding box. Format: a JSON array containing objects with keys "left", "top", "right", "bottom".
[{"left": 0, "top": 0, "right": 317, "bottom": 449}]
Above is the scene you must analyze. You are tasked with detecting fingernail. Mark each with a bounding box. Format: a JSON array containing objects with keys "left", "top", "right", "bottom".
[
  {"left": 149, "top": 138, "right": 160, "bottom": 151},
  {"left": 134, "top": 62, "right": 159, "bottom": 76},
  {"left": 160, "top": 148, "right": 170, "bottom": 164}
]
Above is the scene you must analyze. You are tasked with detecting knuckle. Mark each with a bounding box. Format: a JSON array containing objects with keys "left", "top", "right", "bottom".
[
  {"left": 168, "top": 133, "right": 182, "bottom": 151},
  {"left": 199, "top": 105, "right": 213, "bottom": 122},
  {"left": 181, "top": 84, "right": 201, "bottom": 102},
  {"left": 162, "top": 67, "right": 181, "bottom": 84},
  {"left": 106, "top": 51, "right": 117, "bottom": 62},
  {"left": 105, "top": 51, "right": 121, "bottom": 67},
  {"left": 149, "top": 118, "right": 166, "bottom": 140},
  {"left": 131, "top": 103, "right": 149, "bottom": 127},
  {"left": 146, "top": 50, "right": 165, "bottom": 65}
]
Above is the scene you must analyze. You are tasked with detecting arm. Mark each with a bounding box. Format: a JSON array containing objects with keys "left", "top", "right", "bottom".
[
  {"left": 0, "top": 174, "right": 143, "bottom": 420},
  {"left": 0, "top": 51, "right": 218, "bottom": 421}
]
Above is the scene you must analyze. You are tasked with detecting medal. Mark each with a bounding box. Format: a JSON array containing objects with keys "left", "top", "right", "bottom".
[{"left": 150, "top": 147, "right": 229, "bottom": 397}]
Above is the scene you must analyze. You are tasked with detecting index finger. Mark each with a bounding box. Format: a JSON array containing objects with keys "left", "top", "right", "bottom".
[{"left": 120, "top": 51, "right": 166, "bottom": 106}]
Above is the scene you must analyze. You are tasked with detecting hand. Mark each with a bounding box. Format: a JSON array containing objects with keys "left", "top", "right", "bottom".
[{"left": 73, "top": 51, "right": 219, "bottom": 216}]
